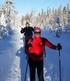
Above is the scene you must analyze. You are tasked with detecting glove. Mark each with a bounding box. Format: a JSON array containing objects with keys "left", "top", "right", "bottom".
[
  {"left": 20, "top": 28, "right": 24, "bottom": 33},
  {"left": 57, "top": 43, "right": 62, "bottom": 50}
]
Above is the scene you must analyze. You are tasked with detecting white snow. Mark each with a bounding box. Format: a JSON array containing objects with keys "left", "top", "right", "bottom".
[{"left": 0, "top": 27, "right": 70, "bottom": 81}]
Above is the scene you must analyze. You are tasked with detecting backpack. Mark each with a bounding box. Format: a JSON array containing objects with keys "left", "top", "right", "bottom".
[{"left": 26, "top": 37, "right": 46, "bottom": 57}]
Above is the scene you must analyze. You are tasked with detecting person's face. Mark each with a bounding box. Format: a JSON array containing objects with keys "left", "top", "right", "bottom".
[
  {"left": 34, "top": 32, "right": 41, "bottom": 37},
  {"left": 26, "top": 23, "right": 30, "bottom": 27}
]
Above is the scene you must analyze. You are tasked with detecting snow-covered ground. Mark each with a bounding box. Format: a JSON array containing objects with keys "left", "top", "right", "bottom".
[{"left": 0, "top": 27, "right": 70, "bottom": 81}]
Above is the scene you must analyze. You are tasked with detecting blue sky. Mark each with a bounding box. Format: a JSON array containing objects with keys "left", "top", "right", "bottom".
[{"left": 0, "top": 0, "right": 70, "bottom": 15}]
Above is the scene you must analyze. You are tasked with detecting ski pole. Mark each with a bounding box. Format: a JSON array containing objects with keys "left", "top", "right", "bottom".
[
  {"left": 24, "top": 60, "right": 28, "bottom": 81},
  {"left": 58, "top": 49, "right": 61, "bottom": 81}
]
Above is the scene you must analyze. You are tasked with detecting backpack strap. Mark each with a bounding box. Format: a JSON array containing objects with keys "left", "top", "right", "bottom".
[{"left": 27, "top": 37, "right": 33, "bottom": 48}]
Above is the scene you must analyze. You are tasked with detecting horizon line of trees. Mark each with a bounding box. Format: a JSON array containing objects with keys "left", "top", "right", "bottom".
[{"left": 21, "top": 4, "right": 70, "bottom": 30}]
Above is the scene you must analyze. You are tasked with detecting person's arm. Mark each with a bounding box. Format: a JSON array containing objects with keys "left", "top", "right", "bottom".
[{"left": 43, "top": 38, "right": 57, "bottom": 50}]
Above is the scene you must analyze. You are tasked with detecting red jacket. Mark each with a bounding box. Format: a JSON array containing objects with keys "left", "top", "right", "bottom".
[{"left": 26, "top": 36, "right": 57, "bottom": 61}]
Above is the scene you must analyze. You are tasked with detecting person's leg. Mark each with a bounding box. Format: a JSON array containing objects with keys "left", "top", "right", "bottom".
[
  {"left": 37, "top": 61, "right": 44, "bottom": 81},
  {"left": 28, "top": 59, "right": 36, "bottom": 81}
]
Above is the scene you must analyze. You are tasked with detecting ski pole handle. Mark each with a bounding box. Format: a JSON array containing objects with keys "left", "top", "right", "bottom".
[{"left": 57, "top": 43, "right": 62, "bottom": 50}]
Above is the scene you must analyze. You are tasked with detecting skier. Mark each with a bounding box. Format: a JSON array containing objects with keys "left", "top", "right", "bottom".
[
  {"left": 20, "top": 21, "right": 34, "bottom": 52},
  {"left": 26, "top": 27, "right": 62, "bottom": 81}
]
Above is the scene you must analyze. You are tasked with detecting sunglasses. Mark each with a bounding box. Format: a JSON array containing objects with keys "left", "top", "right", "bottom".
[{"left": 34, "top": 32, "right": 41, "bottom": 34}]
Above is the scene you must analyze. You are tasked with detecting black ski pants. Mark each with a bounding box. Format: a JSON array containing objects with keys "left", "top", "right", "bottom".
[{"left": 28, "top": 59, "right": 44, "bottom": 81}]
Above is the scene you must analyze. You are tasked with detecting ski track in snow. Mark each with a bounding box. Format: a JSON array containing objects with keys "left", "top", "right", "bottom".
[{"left": 0, "top": 29, "right": 70, "bottom": 81}]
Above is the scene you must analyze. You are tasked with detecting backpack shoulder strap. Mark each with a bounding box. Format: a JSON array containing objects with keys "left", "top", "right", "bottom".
[
  {"left": 27, "top": 37, "right": 33, "bottom": 44},
  {"left": 41, "top": 37, "right": 45, "bottom": 45}
]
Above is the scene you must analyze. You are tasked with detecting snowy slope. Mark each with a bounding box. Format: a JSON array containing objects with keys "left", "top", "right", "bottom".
[
  {"left": 42, "top": 30, "right": 70, "bottom": 81},
  {"left": 0, "top": 28, "right": 70, "bottom": 81}
]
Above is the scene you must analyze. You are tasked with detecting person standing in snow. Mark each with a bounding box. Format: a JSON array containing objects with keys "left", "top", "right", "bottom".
[
  {"left": 20, "top": 21, "right": 34, "bottom": 52},
  {"left": 26, "top": 27, "right": 62, "bottom": 81}
]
